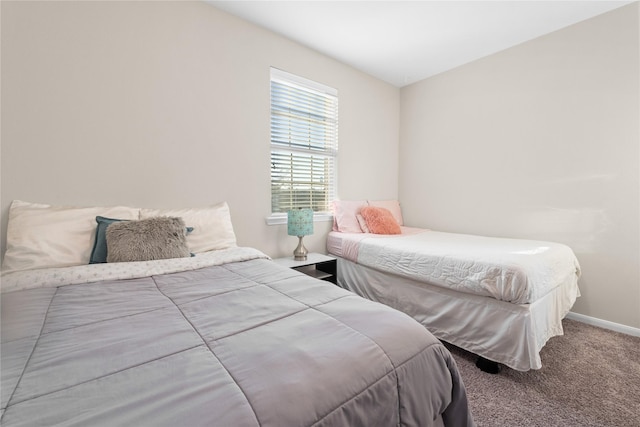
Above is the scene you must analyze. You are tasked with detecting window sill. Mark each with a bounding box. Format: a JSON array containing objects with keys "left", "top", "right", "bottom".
[{"left": 265, "top": 213, "right": 333, "bottom": 226}]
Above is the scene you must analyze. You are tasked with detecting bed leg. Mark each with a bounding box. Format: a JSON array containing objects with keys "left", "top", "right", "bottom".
[{"left": 475, "top": 356, "right": 501, "bottom": 374}]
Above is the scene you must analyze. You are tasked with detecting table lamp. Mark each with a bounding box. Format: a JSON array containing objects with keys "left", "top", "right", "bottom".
[{"left": 287, "top": 209, "right": 314, "bottom": 260}]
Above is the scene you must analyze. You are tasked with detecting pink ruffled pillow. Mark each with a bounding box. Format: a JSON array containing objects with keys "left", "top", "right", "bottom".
[{"left": 360, "top": 206, "right": 401, "bottom": 235}]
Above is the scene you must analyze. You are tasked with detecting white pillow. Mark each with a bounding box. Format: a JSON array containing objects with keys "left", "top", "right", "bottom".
[
  {"left": 368, "top": 200, "right": 404, "bottom": 226},
  {"left": 333, "top": 200, "right": 368, "bottom": 233},
  {"left": 2, "top": 200, "right": 140, "bottom": 273},
  {"left": 140, "top": 201, "right": 237, "bottom": 253}
]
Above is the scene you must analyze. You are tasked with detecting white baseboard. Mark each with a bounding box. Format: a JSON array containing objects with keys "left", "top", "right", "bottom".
[{"left": 566, "top": 312, "right": 640, "bottom": 338}]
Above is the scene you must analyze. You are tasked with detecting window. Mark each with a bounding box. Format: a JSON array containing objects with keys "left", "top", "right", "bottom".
[{"left": 268, "top": 68, "right": 338, "bottom": 224}]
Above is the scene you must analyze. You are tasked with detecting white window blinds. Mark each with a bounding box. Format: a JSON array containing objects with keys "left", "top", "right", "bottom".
[{"left": 270, "top": 68, "right": 338, "bottom": 216}]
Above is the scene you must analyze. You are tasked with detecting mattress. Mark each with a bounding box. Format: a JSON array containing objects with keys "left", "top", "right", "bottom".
[
  {"left": 0, "top": 248, "right": 474, "bottom": 426},
  {"left": 328, "top": 229, "right": 581, "bottom": 304}
]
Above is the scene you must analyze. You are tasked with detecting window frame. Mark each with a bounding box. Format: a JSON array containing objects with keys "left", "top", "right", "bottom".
[{"left": 266, "top": 68, "right": 338, "bottom": 226}]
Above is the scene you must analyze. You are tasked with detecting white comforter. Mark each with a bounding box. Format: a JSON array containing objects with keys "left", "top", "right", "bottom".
[{"left": 357, "top": 231, "right": 581, "bottom": 304}]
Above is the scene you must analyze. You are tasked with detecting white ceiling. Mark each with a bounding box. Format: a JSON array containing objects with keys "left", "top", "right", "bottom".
[{"left": 208, "top": 1, "right": 634, "bottom": 87}]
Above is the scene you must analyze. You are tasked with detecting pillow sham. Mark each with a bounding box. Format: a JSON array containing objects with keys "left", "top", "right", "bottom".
[
  {"left": 2, "top": 200, "right": 140, "bottom": 273},
  {"left": 332, "top": 200, "right": 368, "bottom": 233},
  {"left": 140, "top": 202, "right": 236, "bottom": 253},
  {"left": 360, "top": 206, "right": 401, "bottom": 235},
  {"left": 368, "top": 200, "right": 404, "bottom": 226},
  {"left": 106, "top": 217, "right": 191, "bottom": 263}
]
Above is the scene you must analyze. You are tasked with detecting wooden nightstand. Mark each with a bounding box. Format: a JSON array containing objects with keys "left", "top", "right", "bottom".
[{"left": 272, "top": 253, "right": 338, "bottom": 284}]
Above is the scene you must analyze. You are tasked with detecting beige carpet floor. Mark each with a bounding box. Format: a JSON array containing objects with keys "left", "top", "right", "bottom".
[{"left": 446, "top": 319, "right": 640, "bottom": 427}]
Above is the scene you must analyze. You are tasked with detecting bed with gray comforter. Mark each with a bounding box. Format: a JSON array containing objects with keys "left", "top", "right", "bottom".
[{"left": 1, "top": 256, "right": 474, "bottom": 426}]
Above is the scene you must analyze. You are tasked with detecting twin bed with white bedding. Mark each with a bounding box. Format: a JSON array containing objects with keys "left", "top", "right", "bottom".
[
  {"left": 0, "top": 200, "right": 474, "bottom": 427},
  {"left": 329, "top": 200, "right": 581, "bottom": 372}
]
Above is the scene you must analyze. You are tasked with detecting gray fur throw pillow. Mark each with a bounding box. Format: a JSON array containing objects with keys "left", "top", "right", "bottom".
[{"left": 106, "top": 216, "right": 191, "bottom": 263}]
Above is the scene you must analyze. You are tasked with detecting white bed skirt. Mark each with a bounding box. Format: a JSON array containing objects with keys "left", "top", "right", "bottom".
[{"left": 337, "top": 257, "right": 580, "bottom": 371}]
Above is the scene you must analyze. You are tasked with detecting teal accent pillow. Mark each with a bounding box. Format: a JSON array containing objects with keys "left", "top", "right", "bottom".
[
  {"left": 186, "top": 226, "right": 195, "bottom": 257},
  {"left": 90, "top": 216, "right": 126, "bottom": 264},
  {"left": 90, "top": 217, "right": 195, "bottom": 264}
]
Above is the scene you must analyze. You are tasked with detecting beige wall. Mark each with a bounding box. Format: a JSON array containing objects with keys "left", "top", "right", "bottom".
[
  {"left": 400, "top": 3, "right": 640, "bottom": 328},
  {"left": 0, "top": 1, "right": 399, "bottom": 259},
  {"left": 3, "top": 1, "right": 639, "bottom": 330}
]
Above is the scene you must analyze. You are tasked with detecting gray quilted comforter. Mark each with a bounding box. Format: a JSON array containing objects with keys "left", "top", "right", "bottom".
[{"left": 1, "top": 258, "right": 474, "bottom": 426}]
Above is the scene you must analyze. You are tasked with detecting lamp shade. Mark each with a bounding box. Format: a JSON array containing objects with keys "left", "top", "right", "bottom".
[{"left": 287, "top": 209, "right": 314, "bottom": 237}]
